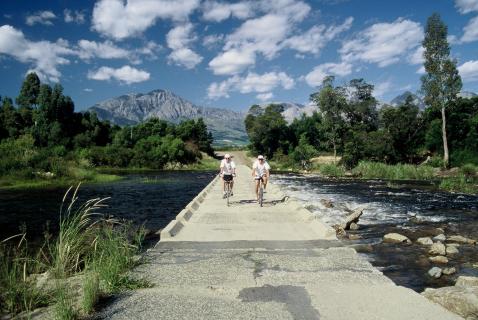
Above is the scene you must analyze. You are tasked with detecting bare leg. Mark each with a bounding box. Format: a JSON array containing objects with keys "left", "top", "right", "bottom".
[
  {"left": 255, "top": 180, "right": 260, "bottom": 200},
  {"left": 263, "top": 176, "right": 268, "bottom": 190}
]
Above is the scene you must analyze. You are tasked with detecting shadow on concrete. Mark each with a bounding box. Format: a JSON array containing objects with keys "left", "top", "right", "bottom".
[{"left": 238, "top": 284, "right": 321, "bottom": 319}]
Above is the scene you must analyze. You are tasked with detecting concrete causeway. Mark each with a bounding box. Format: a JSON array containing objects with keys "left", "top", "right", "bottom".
[{"left": 96, "top": 161, "right": 463, "bottom": 320}]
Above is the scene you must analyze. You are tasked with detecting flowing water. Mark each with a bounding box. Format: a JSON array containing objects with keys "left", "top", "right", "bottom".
[
  {"left": 274, "top": 173, "right": 478, "bottom": 292},
  {"left": 0, "top": 171, "right": 216, "bottom": 247}
]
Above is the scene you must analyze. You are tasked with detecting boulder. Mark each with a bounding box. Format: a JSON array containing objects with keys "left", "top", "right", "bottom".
[
  {"left": 448, "top": 235, "right": 477, "bottom": 245},
  {"left": 342, "top": 207, "right": 365, "bottom": 230},
  {"left": 442, "top": 267, "right": 457, "bottom": 275},
  {"left": 383, "top": 233, "right": 412, "bottom": 244},
  {"left": 446, "top": 245, "right": 459, "bottom": 256},
  {"left": 332, "top": 224, "right": 346, "bottom": 238},
  {"left": 433, "top": 234, "right": 446, "bottom": 242},
  {"left": 416, "top": 237, "right": 433, "bottom": 245},
  {"left": 428, "top": 267, "right": 442, "bottom": 278},
  {"left": 422, "top": 280, "right": 478, "bottom": 320},
  {"left": 429, "top": 256, "right": 449, "bottom": 264},
  {"left": 320, "top": 199, "right": 334, "bottom": 208},
  {"left": 434, "top": 227, "right": 445, "bottom": 235},
  {"left": 349, "top": 222, "right": 359, "bottom": 230},
  {"left": 348, "top": 234, "right": 361, "bottom": 240},
  {"left": 429, "top": 242, "right": 446, "bottom": 256},
  {"left": 456, "top": 276, "right": 478, "bottom": 287}
]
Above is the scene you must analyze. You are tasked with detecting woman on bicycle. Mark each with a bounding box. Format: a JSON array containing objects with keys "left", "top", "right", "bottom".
[
  {"left": 220, "top": 154, "right": 236, "bottom": 198},
  {"left": 252, "top": 155, "right": 270, "bottom": 201}
]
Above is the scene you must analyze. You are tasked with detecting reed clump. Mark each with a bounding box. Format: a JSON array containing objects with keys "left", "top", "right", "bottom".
[{"left": 0, "top": 185, "right": 149, "bottom": 319}]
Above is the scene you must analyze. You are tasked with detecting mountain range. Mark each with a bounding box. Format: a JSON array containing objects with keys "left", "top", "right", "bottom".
[
  {"left": 88, "top": 89, "right": 477, "bottom": 146},
  {"left": 89, "top": 89, "right": 248, "bottom": 145}
]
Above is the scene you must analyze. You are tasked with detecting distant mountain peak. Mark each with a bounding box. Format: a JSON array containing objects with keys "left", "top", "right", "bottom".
[{"left": 88, "top": 89, "right": 248, "bottom": 146}]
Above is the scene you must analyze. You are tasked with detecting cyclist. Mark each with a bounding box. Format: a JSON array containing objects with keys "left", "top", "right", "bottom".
[
  {"left": 220, "top": 154, "right": 236, "bottom": 198},
  {"left": 252, "top": 155, "right": 270, "bottom": 201}
]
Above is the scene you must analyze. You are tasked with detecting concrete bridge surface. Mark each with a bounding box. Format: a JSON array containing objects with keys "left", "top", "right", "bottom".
[{"left": 96, "top": 157, "right": 463, "bottom": 320}]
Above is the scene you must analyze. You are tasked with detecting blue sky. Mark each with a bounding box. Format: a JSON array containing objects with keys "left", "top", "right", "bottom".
[{"left": 1, "top": 0, "right": 478, "bottom": 112}]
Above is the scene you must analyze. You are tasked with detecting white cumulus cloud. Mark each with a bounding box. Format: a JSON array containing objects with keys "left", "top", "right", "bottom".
[
  {"left": 340, "top": 18, "right": 423, "bottom": 67},
  {"left": 461, "top": 16, "right": 478, "bottom": 42},
  {"left": 64, "top": 9, "right": 86, "bottom": 24},
  {"left": 87, "top": 65, "right": 150, "bottom": 84},
  {"left": 455, "top": 0, "right": 478, "bottom": 13},
  {"left": 202, "top": 1, "right": 253, "bottom": 22},
  {"left": 92, "top": 0, "right": 200, "bottom": 40},
  {"left": 77, "top": 40, "right": 130, "bottom": 60},
  {"left": 304, "top": 62, "right": 352, "bottom": 87},
  {"left": 26, "top": 11, "right": 56, "bottom": 26},
  {"left": 166, "top": 23, "right": 202, "bottom": 69},
  {"left": 0, "top": 25, "right": 74, "bottom": 82},
  {"left": 458, "top": 60, "right": 478, "bottom": 82},
  {"left": 207, "top": 71, "right": 294, "bottom": 99},
  {"left": 208, "top": 0, "right": 312, "bottom": 75},
  {"left": 256, "top": 92, "right": 273, "bottom": 101},
  {"left": 283, "top": 17, "right": 353, "bottom": 55}
]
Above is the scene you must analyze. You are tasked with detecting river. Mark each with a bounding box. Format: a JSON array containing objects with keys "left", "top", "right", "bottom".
[
  {"left": 274, "top": 173, "right": 478, "bottom": 292},
  {"left": 2, "top": 171, "right": 477, "bottom": 292},
  {"left": 0, "top": 171, "right": 216, "bottom": 247}
]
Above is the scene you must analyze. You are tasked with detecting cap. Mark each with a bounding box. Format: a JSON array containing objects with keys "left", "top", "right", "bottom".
[
  {"left": 258, "top": 155, "right": 264, "bottom": 160},
  {"left": 224, "top": 154, "right": 231, "bottom": 159}
]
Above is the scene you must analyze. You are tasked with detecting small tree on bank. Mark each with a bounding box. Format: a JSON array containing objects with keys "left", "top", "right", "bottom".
[
  {"left": 421, "top": 13, "right": 462, "bottom": 168},
  {"left": 310, "top": 76, "right": 347, "bottom": 163}
]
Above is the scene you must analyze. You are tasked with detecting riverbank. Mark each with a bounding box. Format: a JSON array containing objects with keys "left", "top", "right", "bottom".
[
  {"left": 270, "top": 159, "right": 478, "bottom": 194},
  {"left": 0, "top": 186, "right": 150, "bottom": 319},
  {"left": 0, "top": 154, "right": 219, "bottom": 191}
]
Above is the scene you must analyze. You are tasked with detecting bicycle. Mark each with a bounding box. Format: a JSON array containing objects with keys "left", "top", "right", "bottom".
[{"left": 222, "top": 174, "right": 234, "bottom": 206}]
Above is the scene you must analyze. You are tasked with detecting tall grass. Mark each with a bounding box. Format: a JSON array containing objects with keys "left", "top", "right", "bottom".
[
  {"left": 0, "top": 234, "right": 51, "bottom": 315},
  {"left": 1, "top": 185, "right": 149, "bottom": 318},
  {"left": 81, "top": 270, "right": 99, "bottom": 315},
  {"left": 318, "top": 164, "right": 345, "bottom": 177},
  {"left": 52, "top": 185, "right": 107, "bottom": 277},
  {"left": 352, "top": 161, "right": 435, "bottom": 180},
  {"left": 54, "top": 281, "right": 77, "bottom": 320}
]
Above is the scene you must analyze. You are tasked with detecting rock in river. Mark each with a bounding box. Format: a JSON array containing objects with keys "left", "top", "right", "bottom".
[
  {"left": 447, "top": 235, "right": 477, "bottom": 245},
  {"left": 320, "top": 199, "right": 334, "bottom": 208},
  {"left": 383, "top": 233, "right": 412, "bottom": 244},
  {"left": 342, "top": 207, "right": 365, "bottom": 230},
  {"left": 442, "top": 267, "right": 457, "bottom": 276},
  {"left": 416, "top": 237, "right": 433, "bottom": 245},
  {"left": 429, "top": 242, "right": 446, "bottom": 256},
  {"left": 428, "top": 267, "right": 442, "bottom": 278},
  {"left": 349, "top": 222, "right": 359, "bottom": 230},
  {"left": 433, "top": 234, "right": 447, "bottom": 242},
  {"left": 429, "top": 256, "right": 449, "bottom": 264},
  {"left": 422, "top": 276, "right": 478, "bottom": 319},
  {"left": 446, "top": 245, "right": 459, "bottom": 256}
]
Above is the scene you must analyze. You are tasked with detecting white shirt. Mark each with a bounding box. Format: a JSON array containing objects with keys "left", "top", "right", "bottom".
[
  {"left": 220, "top": 159, "right": 236, "bottom": 175},
  {"left": 252, "top": 160, "right": 270, "bottom": 177}
]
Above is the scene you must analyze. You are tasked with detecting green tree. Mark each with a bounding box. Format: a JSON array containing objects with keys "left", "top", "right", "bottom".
[
  {"left": 421, "top": 13, "right": 462, "bottom": 168},
  {"left": 380, "top": 95, "right": 424, "bottom": 162},
  {"left": 310, "top": 76, "right": 347, "bottom": 162},
  {"left": 290, "top": 134, "right": 318, "bottom": 169}
]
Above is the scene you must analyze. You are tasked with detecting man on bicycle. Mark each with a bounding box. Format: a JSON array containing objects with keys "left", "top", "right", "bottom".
[
  {"left": 252, "top": 155, "right": 270, "bottom": 201},
  {"left": 220, "top": 154, "right": 236, "bottom": 198}
]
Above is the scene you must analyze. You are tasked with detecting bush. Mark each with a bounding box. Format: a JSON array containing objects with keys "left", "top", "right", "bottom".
[{"left": 451, "top": 149, "right": 478, "bottom": 166}]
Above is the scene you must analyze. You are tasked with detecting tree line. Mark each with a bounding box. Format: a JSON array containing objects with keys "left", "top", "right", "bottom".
[
  {"left": 245, "top": 14, "right": 477, "bottom": 169},
  {"left": 0, "top": 73, "right": 214, "bottom": 179}
]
